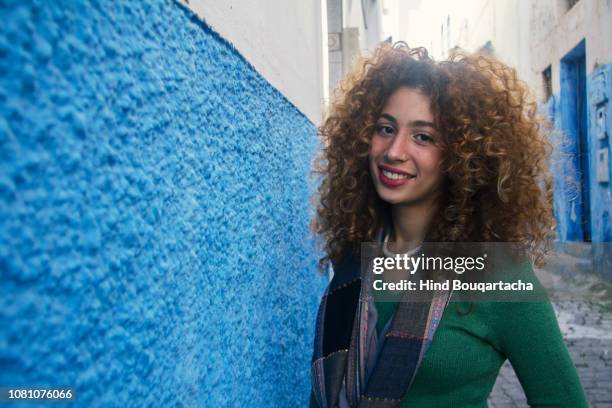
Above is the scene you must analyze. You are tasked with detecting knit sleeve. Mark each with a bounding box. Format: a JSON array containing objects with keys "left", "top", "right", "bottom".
[{"left": 493, "top": 262, "right": 588, "bottom": 407}]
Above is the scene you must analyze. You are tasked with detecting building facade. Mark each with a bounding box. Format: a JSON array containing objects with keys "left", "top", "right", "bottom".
[
  {"left": 394, "top": 0, "right": 612, "bottom": 277},
  {"left": 326, "top": 0, "right": 392, "bottom": 100}
]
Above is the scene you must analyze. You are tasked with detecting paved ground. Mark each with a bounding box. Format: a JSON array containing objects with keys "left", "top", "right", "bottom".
[{"left": 488, "top": 259, "right": 612, "bottom": 407}]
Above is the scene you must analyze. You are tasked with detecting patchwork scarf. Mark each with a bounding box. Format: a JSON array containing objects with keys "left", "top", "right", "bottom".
[{"left": 310, "top": 227, "right": 453, "bottom": 407}]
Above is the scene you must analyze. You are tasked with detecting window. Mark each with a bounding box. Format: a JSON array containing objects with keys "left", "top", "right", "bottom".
[
  {"left": 567, "top": 0, "right": 579, "bottom": 11},
  {"left": 542, "top": 65, "right": 552, "bottom": 102}
]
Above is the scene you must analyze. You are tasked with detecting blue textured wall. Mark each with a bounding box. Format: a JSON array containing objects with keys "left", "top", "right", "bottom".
[
  {"left": 0, "top": 0, "right": 326, "bottom": 406},
  {"left": 587, "top": 63, "right": 612, "bottom": 279},
  {"left": 547, "top": 94, "right": 577, "bottom": 242},
  {"left": 547, "top": 59, "right": 612, "bottom": 278},
  {"left": 558, "top": 40, "right": 589, "bottom": 242},
  {"left": 547, "top": 60, "right": 612, "bottom": 246},
  {"left": 587, "top": 63, "right": 612, "bottom": 243}
]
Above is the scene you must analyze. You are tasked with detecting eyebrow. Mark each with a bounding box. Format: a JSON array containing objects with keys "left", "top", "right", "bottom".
[{"left": 378, "top": 113, "right": 436, "bottom": 129}]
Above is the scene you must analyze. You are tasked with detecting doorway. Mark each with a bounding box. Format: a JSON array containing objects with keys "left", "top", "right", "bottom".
[{"left": 560, "top": 40, "right": 590, "bottom": 241}]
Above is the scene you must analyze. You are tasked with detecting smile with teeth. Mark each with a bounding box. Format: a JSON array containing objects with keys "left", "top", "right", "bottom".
[{"left": 381, "top": 170, "right": 415, "bottom": 180}]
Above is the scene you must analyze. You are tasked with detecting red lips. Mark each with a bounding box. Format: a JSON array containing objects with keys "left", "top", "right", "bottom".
[{"left": 378, "top": 165, "right": 415, "bottom": 188}]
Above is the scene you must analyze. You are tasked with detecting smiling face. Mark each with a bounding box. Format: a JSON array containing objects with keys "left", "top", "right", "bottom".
[{"left": 368, "top": 86, "right": 445, "bottom": 207}]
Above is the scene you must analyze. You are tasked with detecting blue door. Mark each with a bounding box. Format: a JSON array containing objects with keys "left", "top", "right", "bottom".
[{"left": 560, "top": 40, "right": 591, "bottom": 241}]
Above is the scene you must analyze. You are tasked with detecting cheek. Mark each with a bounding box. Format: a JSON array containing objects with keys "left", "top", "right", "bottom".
[
  {"left": 368, "top": 152, "right": 378, "bottom": 176},
  {"left": 368, "top": 140, "right": 384, "bottom": 177},
  {"left": 422, "top": 151, "right": 444, "bottom": 176},
  {"left": 369, "top": 137, "right": 386, "bottom": 158}
]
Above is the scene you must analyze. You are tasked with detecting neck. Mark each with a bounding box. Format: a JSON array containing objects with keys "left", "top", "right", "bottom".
[{"left": 390, "top": 199, "right": 438, "bottom": 248}]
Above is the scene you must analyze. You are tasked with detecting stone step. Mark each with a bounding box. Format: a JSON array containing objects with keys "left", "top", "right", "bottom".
[{"left": 552, "top": 241, "right": 593, "bottom": 259}]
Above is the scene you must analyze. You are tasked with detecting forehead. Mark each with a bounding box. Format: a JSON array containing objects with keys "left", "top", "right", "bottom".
[{"left": 381, "top": 87, "right": 434, "bottom": 122}]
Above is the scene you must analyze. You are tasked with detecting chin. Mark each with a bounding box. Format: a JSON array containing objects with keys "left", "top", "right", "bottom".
[{"left": 376, "top": 189, "right": 409, "bottom": 205}]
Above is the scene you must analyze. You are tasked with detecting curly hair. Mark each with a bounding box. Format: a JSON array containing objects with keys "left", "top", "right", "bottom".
[{"left": 312, "top": 42, "right": 555, "bottom": 270}]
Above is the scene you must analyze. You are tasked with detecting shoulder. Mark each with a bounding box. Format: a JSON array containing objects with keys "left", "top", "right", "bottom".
[
  {"left": 327, "top": 251, "right": 362, "bottom": 293},
  {"left": 482, "top": 245, "right": 548, "bottom": 295}
]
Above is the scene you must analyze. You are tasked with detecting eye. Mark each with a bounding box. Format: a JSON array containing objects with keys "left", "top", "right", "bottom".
[
  {"left": 375, "top": 124, "right": 395, "bottom": 136},
  {"left": 414, "top": 133, "right": 435, "bottom": 144}
]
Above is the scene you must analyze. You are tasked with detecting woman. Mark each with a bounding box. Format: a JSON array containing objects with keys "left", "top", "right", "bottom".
[{"left": 309, "top": 43, "right": 588, "bottom": 407}]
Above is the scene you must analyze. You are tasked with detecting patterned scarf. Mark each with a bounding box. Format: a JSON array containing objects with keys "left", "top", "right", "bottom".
[{"left": 310, "top": 227, "right": 453, "bottom": 407}]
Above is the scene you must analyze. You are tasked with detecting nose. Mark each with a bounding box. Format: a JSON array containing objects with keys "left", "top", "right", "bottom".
[{"left": 385, "top": 132, "right": 411, "bottom": 162}]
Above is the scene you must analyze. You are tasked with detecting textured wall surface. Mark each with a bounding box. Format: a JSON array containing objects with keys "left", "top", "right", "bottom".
[
  {"left": 547, "top": 61, "right": 612, "bottom": 247},
  {"left": 587, "top": 63, "right": 612, "bottom": 279},
  {"left": 547, "top": 94, "right": 576, "bottom": 243},
  {"left": 587, "top": 63, "right": 612, "bottom": 244},
  {"left": 546, "top": 61, "right": 612, "bottom": 278},
  {"left": 0, "top": 0, "right": 326, "bottom": 406},
  {"left": 180, "top": 0, "right": 327, "bottom": 124}
]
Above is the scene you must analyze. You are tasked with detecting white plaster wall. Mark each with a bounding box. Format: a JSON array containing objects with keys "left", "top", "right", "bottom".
[
  {"left": 342, "top": 0, "right": 384, "bottom": 55},
  {"left": 428, "top": 0, "right": 529, "bottom": 73},
  {"left": 456, "top": 1, "right": 533, "bottom": 96},
  {"left": 379, "top": 0, "right": 421, "bottom": 48},
  {"left": 427, "top": 0, "right": 611, "bottom": 100},
  {"left": 530, "top": 0, "right": 612, "bottom": 98},
  {"left": 397, "top": 0, "right": 612, "bottom": 102},
  {"left": 178, "top": 0, "right": 328, "bottom": 124}
]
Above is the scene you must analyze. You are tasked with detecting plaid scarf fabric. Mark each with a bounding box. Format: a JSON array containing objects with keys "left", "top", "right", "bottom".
[{"left": 310, "top": 229, "right": 453, "bottom": 407}]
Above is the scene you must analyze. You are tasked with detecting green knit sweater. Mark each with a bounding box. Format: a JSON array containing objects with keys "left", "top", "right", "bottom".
[{"left": 374, "top": 296, "right": 588, "bottom": 407}]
